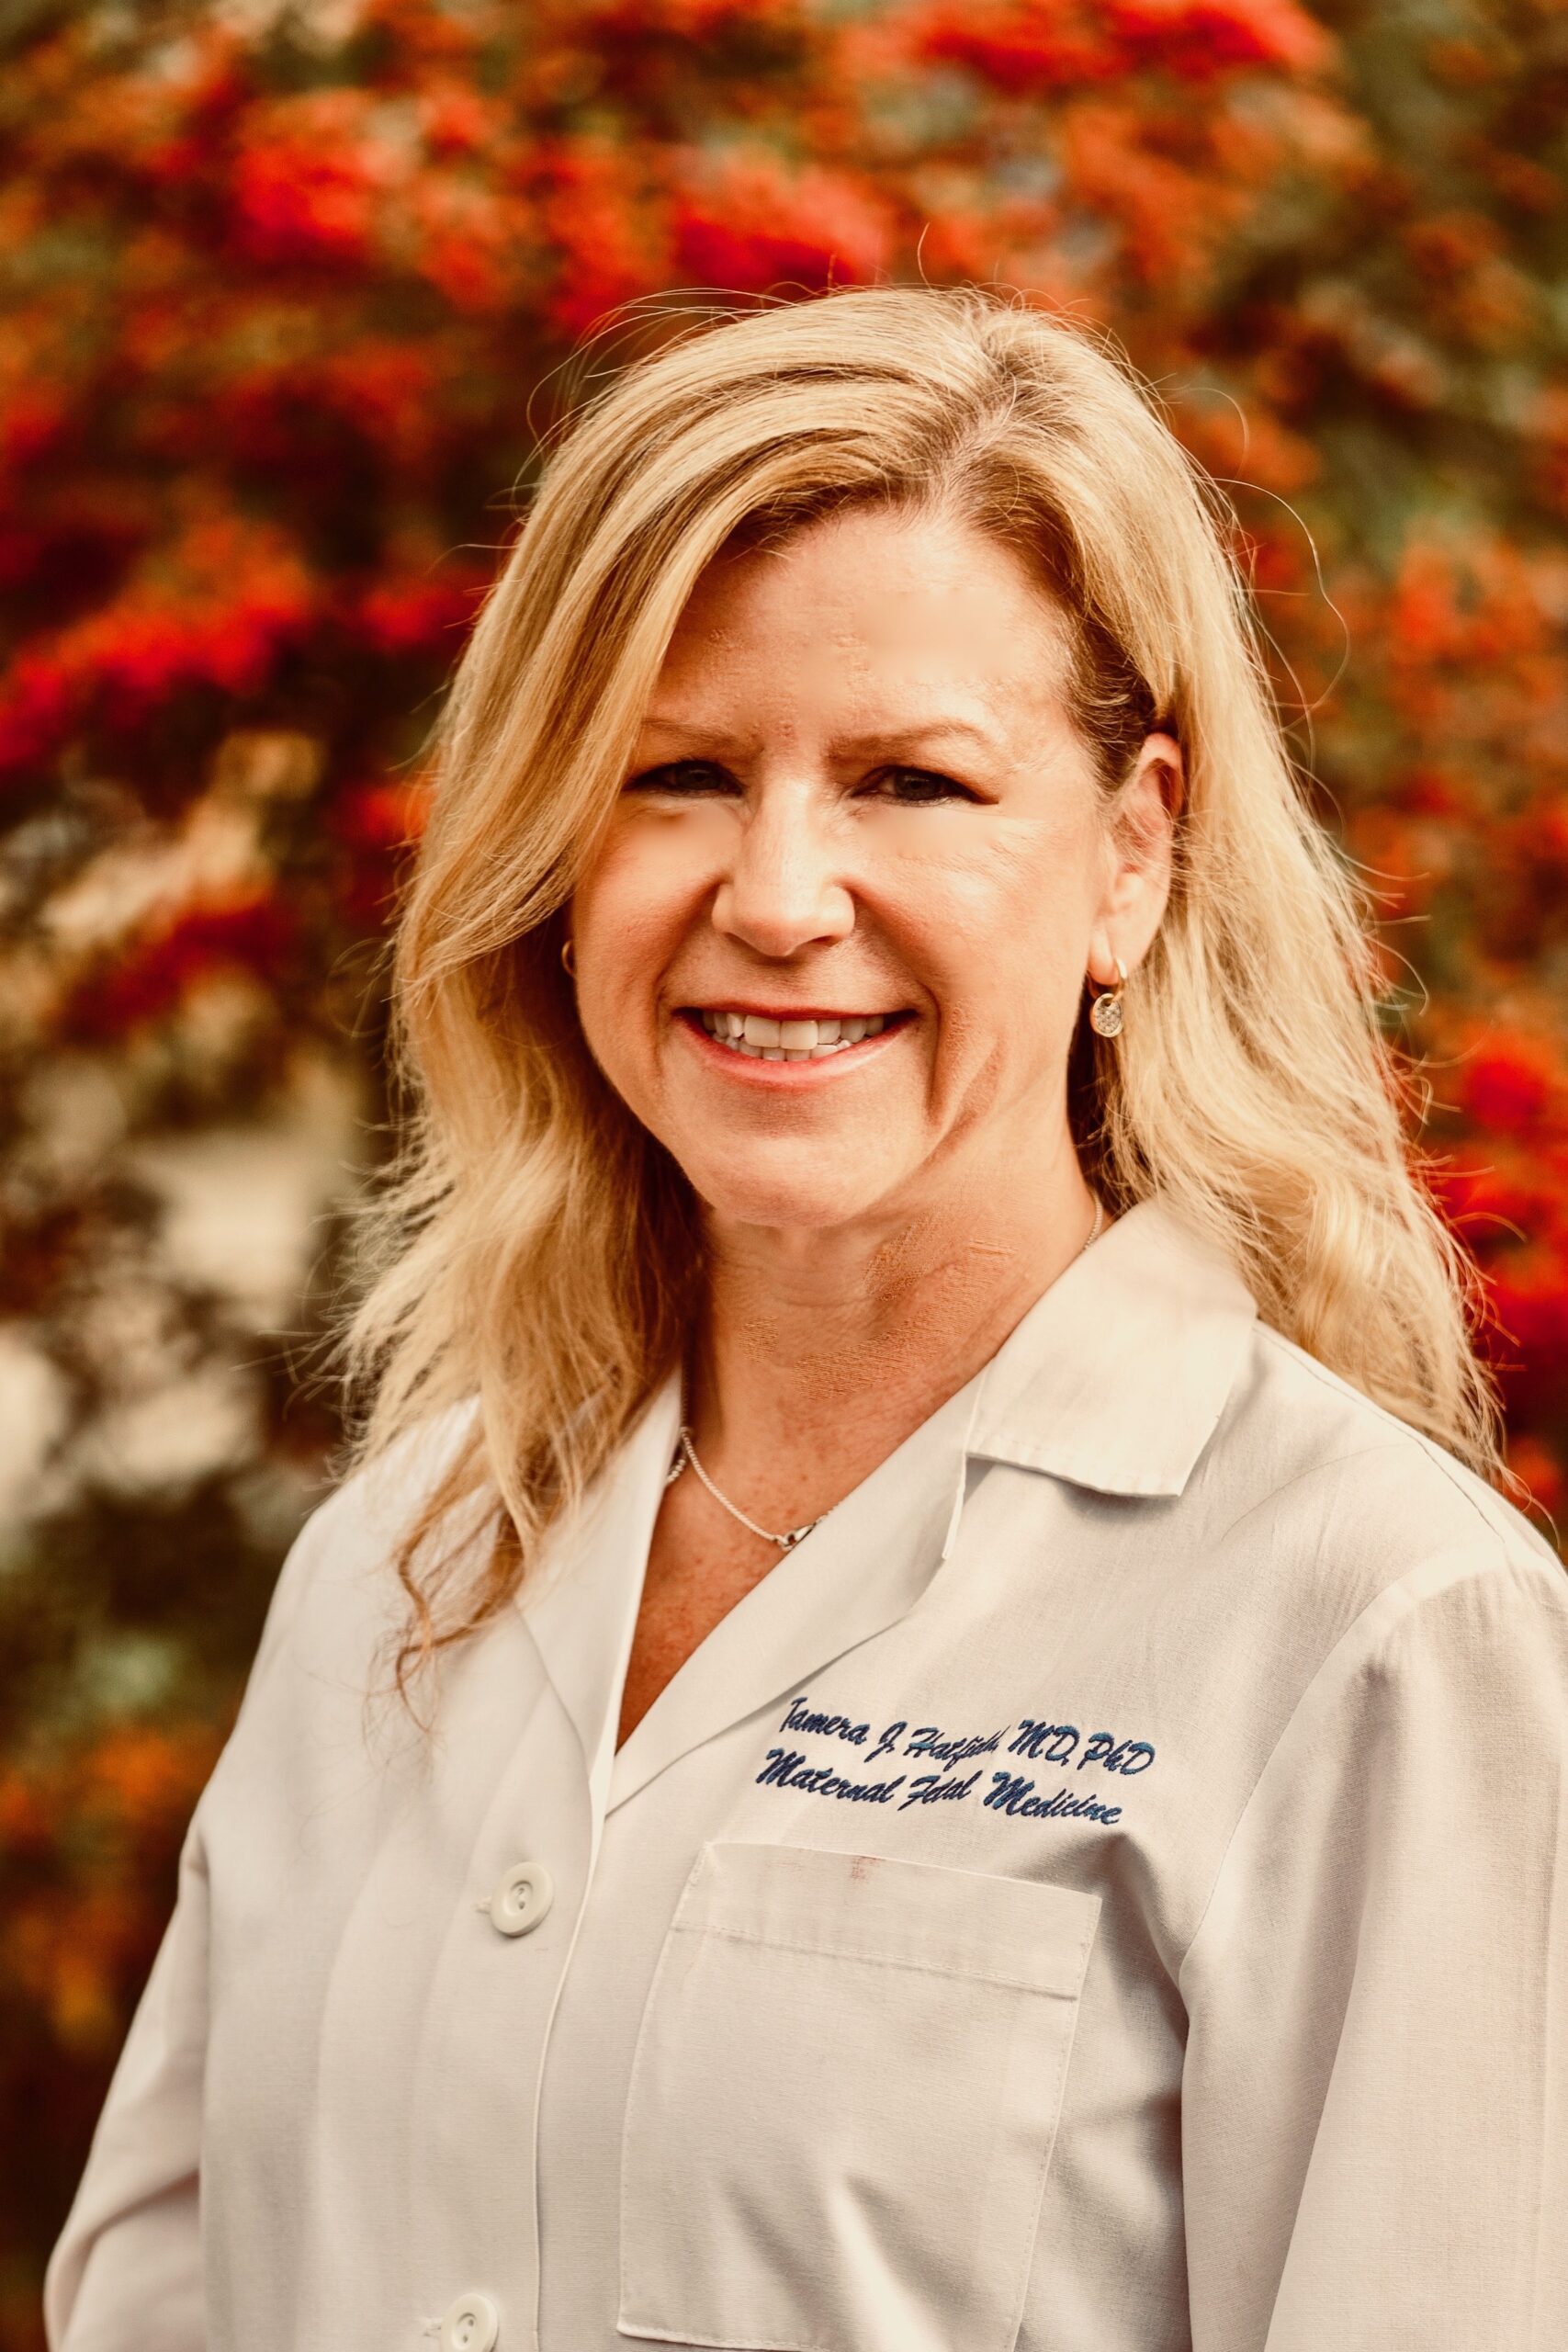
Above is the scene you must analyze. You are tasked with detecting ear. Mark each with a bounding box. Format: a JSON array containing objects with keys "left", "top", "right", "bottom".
[{"left": 1086, "top": 732, "right": 1182, "bottom": 989}]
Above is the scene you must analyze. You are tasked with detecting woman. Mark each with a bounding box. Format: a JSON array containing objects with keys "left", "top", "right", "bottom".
[{"left": 46, "top": 288, "right": 1567, "bottom": 2352}]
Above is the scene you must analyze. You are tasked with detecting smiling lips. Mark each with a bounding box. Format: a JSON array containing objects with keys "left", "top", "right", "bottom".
[{"left": 692, "top": 1009, "right": 893, "bottom": 1062}]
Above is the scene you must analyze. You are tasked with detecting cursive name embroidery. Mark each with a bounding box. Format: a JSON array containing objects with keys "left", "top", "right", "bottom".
[
  {"left": 984, "top": 1772, "right": 1123, "bottom": 1825},
  {"left": 756, "top": 1693, "right": 1157, "bottom": 1827},
  {"left": 756, "top": 1747, "right": 907, "bottom": 1804},
  {"left": 781, "top": 1696, "right": 872, "bottom": 1747},
  {"left": 1007, "top": 1720, "right": 1155, "bottom": 1775}
]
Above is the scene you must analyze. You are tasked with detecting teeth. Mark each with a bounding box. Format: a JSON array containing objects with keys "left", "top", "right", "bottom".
[{"left": 696, "top": 1010, "right": 890, "bottom": 1061}]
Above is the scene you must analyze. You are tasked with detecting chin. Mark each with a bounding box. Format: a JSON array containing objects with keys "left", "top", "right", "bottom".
[{"left": 683, "top": 1148, "right": 903, "bottom": 1235}]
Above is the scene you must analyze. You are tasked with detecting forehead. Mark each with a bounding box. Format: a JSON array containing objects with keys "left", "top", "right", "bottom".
[{"left": 647, "top": 503, "right": 1076, "bottom": 734}]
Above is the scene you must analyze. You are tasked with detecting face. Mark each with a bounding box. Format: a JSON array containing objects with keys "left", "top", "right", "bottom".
[{"left": 569, "top": 502, "right": 1176, "bottom": 1238}]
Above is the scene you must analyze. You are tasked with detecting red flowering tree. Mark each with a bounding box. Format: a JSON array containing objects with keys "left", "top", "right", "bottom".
[{"left": 3, "top": 2, "right": 1565, "bottom": 2335}]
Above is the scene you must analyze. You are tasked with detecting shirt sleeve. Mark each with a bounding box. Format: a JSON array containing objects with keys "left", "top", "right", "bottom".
[
  {"left": 1178, "top": 1542, "right": 1568, "bottom": 2352},
  {"left": 42, "top": 1502, "right": 331, "bottom": 2352}
]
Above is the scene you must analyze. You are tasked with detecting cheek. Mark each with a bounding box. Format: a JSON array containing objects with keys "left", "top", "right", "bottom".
[
  {"left": 893, "top": 816, "right": 1100, "bottom": 1055},
  {"left": 573, "top": 809, "right": 728, "bottom": 1012}
]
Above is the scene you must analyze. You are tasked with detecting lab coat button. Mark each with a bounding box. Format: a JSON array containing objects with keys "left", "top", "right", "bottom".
[
  {"left": 439, "top": 2289, "right": 500, "bottom": 2351},
  {"left": 486, "top": 1860, "right": 553, "bottom": 1937}
]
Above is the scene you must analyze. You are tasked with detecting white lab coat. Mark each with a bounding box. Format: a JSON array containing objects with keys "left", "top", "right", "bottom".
[{"left": 44, "top": 1197, "right": 1568, "bottom": 2352}]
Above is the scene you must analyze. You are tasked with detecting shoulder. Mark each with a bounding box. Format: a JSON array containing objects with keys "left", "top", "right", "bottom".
[
  {"left": 1189, "top": 1317, "right": 1564, "bottom": 1670},
  {"left": 1234, "top": 1320, "right": 1552, "bottom": 1564},
  {"left": 253, "top": 1396, "right": 490, "bottom": 1676},
  {"left": 184, "top": 1396, "right": 497, "bottom": 1855},
  {"left": 308, "top": 1394, "right": 487, "bottom": 1557},
  {"left": 1175, "top": 1331, "right": 1568, "bottom": 1979}
]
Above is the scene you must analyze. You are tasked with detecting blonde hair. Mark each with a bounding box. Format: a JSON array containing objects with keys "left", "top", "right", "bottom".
[{"left": 343, "top": 285, "right": 1501, "bottom": 1722}]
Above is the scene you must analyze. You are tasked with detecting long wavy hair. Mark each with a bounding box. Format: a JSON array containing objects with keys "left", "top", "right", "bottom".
[{"left": 342, "top": 285, "right": 1501, "bottom": 1724}]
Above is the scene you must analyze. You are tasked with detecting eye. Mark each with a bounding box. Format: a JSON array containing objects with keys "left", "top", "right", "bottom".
[
  {"left": 622, "top": 758, "right": 739, "bottom": 797},
  {"left": 866, "top": 765, "right": 983, "bottom": 807}
]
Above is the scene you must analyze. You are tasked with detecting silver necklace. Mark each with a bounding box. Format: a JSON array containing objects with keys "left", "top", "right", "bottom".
[
  {"left": 666, "top": 1194, "right": 1107, "bottom": 1552},
  {"left": 663, "top": 1425, "right": 821, "bottom": 1551}
]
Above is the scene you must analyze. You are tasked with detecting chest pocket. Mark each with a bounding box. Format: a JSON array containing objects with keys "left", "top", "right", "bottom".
[{"left": 617, "top": 1839, "right": 1100, "bottom": 2352}]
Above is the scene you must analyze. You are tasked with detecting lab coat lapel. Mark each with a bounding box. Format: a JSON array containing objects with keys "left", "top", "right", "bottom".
[
  {"left": 606, "top": 1375, "right": 978, "bottom": 1815},
  {"left": 517, "top": 1376, "right": 682, "bottom": 1845}
]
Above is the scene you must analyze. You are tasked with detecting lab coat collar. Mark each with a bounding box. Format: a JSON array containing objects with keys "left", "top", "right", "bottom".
[
  {"left": 518, "top": 1376, "right": 682, "bottom": 1855},
  {"left": 965, "top": 1194, "right": 1258, "bottom": 1498},
  {"left": 522, "top": 1193, "right": 1257, "bottom": 1825}
]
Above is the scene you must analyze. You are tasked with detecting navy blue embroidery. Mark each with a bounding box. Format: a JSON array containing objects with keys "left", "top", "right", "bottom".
[
  {"left": 1077, "top": 1733, "right": 1156, "bottom": 1776},
  {"left": 1008, "top": 1721, "right": 1155, "bottom": 1775},
  {"left": 761, "top": 1694, "right": 1155, "bottom": 1827},
  {"left": 756, "top": 1747, "right": 907, "bottom": 1805},
  {"left": 905, "top": 1722, "right": 1008, "bottom": 1770},
  {"left": 1008, "top": 1720, "right": 1081, "bottom": 1765},
  {"left": 983, "top": 1772, "right": 1123, "bottom": 1825},
  {"left": 896, "top": 1769, "right": 984, "bottom": 1811},
  {"left": 780, "top": 1696, "right": 872, "bottom": 1747}
]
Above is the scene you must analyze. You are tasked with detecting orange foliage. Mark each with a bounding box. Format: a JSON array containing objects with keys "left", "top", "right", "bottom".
[{"left": 3, "top": 2, "right": 1565, "bottom": 2325}]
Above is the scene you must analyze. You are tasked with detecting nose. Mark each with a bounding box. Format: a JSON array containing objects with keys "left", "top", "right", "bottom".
[{"left": 710, "top": 784, "right": 855, "bottom": 958}]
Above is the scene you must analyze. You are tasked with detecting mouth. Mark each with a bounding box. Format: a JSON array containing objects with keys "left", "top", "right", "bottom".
[{"left": 682, "top": 1006, "right": 905, "bottom": 1063}]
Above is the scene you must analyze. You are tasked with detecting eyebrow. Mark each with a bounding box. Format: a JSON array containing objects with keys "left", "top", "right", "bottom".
[{"left": 633, "top": 716, "right": 1006, "bottom": 758}]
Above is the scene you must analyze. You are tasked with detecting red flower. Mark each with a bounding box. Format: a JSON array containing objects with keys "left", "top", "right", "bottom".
[
  {"left": 1504, "top": 1434, "right": 1565, "bottom": 1522},
  {"left": 532, "top": 139, "right": 673, "bottom": 338},
  {"left": 913, "top": 0, "right": 1328, "bottom": 93},
  {"left": 228, "top": 92, "right": 406, "bottom": 270},
  {"left": 0, "top": 514, "right": 317, "bottom": 779},
  {"left": 1457, "top": 1030, "right": 1565, "bottom": 1141},
  {"left": 671, "top": 153, "right": 893, "bottom": 293},
  {"left": 333, "top": 777, "right": 434, "bottom": 849},
  {"left": 61, "top": 893, "right": 298, "bottom": 1042},
  {"left": 1109, "top": 0, "right": 1329, "bottom": 80}
]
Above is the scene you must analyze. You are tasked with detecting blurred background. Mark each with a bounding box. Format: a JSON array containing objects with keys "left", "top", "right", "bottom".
[{"left": 3, "top": 0, "right": 1566, "bottom": 2337}]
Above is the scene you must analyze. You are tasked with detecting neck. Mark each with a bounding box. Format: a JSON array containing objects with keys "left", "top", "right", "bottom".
[{"left": 686, "top": 1127, "right": 1100, "bottom": 1521}]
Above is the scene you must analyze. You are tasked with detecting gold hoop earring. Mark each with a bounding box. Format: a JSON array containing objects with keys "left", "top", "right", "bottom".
[
  {"left": 560, "top": 936, "right": 576, "bottom": 978},
  {"left": 1089, "top": 956, "right": 1126, "bottom": 1038}
]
